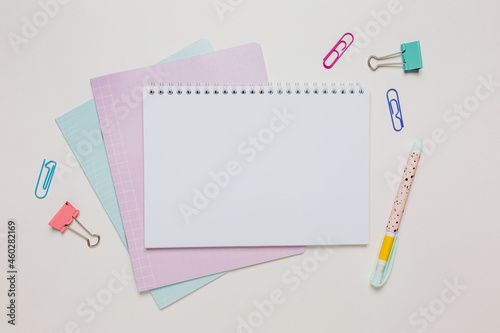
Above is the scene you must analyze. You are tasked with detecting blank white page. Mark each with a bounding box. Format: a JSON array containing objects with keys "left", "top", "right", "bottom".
[{"left": 143, "top": 84, "right": 369, "bottom": 247}]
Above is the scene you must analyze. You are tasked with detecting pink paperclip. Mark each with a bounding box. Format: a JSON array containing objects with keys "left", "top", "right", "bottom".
[{"left": 323, "top": 33, "right": 354, "bottom": 69}]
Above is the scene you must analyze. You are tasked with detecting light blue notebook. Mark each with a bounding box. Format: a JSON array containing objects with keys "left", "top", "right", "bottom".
[{"left": 56, "top": 39, "right": 224, "bottom": 309}]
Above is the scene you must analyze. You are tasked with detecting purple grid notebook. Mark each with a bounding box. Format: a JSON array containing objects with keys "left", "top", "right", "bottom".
[{"left": 91, "top": 43, "right": 305, "bottom": 292}]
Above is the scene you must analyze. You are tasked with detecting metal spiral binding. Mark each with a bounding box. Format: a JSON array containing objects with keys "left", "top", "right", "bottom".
[{"left": 148, "top": 82, "right": 364, "bottom": 95}]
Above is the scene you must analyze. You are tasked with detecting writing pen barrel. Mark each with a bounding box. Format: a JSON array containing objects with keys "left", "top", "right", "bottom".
[
  {"left": 371, "top": 140, "right": 422, "bottom": 287},
  {"left": 386, "top": 141, "right": 422, "bottom": 233}
]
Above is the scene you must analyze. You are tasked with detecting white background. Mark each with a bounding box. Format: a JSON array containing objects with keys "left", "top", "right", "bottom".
[{"left": 1, "top": 0, "right": 499, "bottom": 332}]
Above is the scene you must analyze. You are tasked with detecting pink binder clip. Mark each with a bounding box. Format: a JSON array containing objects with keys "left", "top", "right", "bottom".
[
  {"left": 49, "top": 202, "right": 101, "bottom": 248},
  {"left": 323, "top": 33, "right": 354, "bottom": 69}
]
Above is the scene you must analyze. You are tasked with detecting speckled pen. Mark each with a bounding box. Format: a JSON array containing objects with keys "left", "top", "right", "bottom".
[{"left": 371, "top": 139, "right": 422, "bottom": 287}]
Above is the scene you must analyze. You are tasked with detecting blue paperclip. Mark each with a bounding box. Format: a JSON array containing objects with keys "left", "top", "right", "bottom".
[
  {"left": 35, "top": 159, "right": 57, "bottom": 199},
  {"left": 386, "top": 89, "right": 404, "bottom": 131}
]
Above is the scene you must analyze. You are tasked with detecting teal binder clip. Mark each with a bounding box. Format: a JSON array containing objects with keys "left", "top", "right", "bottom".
[
  {"left": 370, "top": 237, "right": 399, "bottom": 287},
  {"left": 401, "top": 41, "right": 422, "bottom": 71},
  {"left": 368, "top": 41, "right": 423, "bottom": 72}
]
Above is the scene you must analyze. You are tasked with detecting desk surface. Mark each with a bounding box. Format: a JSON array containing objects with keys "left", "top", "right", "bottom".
[{"left": 1, "top": 1, "right": 499, "bottom": 332}]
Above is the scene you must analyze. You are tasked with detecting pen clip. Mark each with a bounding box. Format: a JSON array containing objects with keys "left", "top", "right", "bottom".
[{"left": 370, "top": 236, "right": 399, "bottom": 287}]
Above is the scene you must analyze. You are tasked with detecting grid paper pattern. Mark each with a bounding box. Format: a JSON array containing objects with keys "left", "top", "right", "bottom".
[
  {"left": 56, "top": 101, "right": 127, "bottom": 246},
  {"left": 93, "top": 75, "right": 156, "bottom": 289}
]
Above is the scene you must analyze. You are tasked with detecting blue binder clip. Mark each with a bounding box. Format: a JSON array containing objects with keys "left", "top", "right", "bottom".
[
  {"left": 35, "top": 159, "right": 57, "bottom": 199},
  {"left": 387, "top": 89, "right": 404, "bottom": 131},
  {"left": 368, "top": 41, "right": 423, "bottom": 72}
]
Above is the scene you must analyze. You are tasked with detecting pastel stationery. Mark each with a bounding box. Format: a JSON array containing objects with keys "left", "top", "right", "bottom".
[
  {"left": 91, "top": 43, "right": 305, "bottom": 292},
  {"left": 368, "top": 41, "right": 423, "bottom": 71},
  {"left": 143, "top": 82, "right": 370, "bottom": 248},
  {"left": 323, "top": 32, "right": 354, "bottom": 69},
  {"left": 56, "top": 39, "right": 224, "bottom": 308},
  {"left": 35, "top": 159, "right": 56, "bottom": 199},
  {"left": 49, "top": 201, "right": 101, "bottom": 248},
  {"left": 371, "top": 140, "right": 422, "bottom": 287},
  {"left": 387, "top": 88, "right": 404, "bottom": 131}
]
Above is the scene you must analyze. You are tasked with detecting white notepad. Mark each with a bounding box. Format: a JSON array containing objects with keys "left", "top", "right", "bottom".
[{"left": 143, "top": 83, "right": 369, "bottom": 248}]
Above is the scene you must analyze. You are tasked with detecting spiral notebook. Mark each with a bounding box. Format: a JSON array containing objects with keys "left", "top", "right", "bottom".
[{"left": 143, "top": 83, "right": 370, "bottom": 248}]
